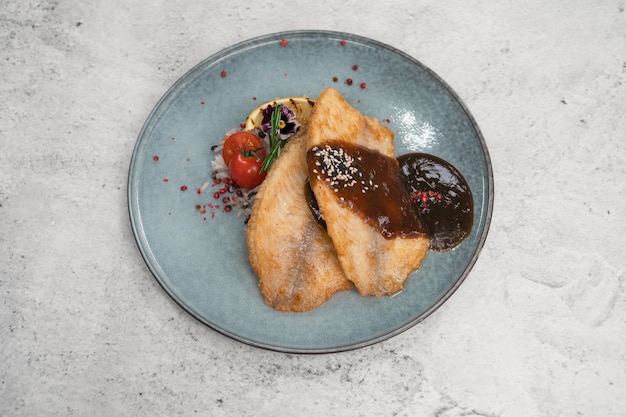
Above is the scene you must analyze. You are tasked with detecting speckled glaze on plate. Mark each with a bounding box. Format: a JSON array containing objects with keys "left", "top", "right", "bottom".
[{"left": 128, "top": 30, "right": 493, "bottom": 353}]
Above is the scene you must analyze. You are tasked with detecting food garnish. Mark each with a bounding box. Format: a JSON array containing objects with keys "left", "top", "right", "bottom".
[
  {"left": 222, "top": 131, "right": 263, "bottom": 165},
  {"left": 244, "top": 96, "right": 315, "bottom": 132},
  {"left": 208, "top": 96, "right": 314, "bottom": 217},
  {"left": 260, "top": 104, "right": 289, "bottom": 173},
  {"left": 229, "top": 146, "right": 267, "bottom": 189}
]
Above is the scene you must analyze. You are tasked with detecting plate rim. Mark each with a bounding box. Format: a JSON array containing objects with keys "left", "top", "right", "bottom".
[{"left": 127, "top": 29, "right": 494, "bottom": 354}]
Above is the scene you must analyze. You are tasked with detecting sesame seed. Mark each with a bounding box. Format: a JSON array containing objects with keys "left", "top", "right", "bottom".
[{"left": 310, "top": 142, "right": 388, "bottom": 197}]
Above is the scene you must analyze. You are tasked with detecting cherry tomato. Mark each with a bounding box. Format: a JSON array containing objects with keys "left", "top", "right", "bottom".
[
  {"left": 222, "top": 131, "right": 263, "bottom": 165},
  {"left": 228, "top": 148, "right": 267, "bottom": 189}
]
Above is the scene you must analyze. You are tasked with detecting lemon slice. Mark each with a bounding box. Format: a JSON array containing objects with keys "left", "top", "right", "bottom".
[{"left": 244, "top": 96, "right": 316, "bottom": 132}]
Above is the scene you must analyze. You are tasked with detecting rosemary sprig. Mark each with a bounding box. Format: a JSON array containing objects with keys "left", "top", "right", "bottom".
[{"left": 260, "top": 104, "right": 284, "bottom": 173}]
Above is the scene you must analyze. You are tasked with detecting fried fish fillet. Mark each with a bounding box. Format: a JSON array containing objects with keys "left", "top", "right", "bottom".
[
  {"left": 247, "top": 130, "right": 353, "bottom": 312},
  {"left": 307, "top": 88, "right": 430, "bottom": 296}
]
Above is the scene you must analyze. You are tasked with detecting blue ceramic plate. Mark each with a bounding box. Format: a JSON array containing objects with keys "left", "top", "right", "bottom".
[{"left": 128, "top": 30, "right": 493, "bottom": 353}]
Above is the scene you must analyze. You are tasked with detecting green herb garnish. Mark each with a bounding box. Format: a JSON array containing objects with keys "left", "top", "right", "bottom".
[{"left": 260, "top": 104, "right": 284, "bottom": 173}]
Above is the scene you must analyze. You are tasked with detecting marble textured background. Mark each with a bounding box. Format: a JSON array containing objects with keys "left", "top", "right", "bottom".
[{"left": 1, "top": 0, "right": 625, "bottom": 416}]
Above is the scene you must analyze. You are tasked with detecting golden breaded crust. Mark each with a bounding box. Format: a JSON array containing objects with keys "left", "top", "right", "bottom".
[
  {"left": 247, "top": 131, "right": 353, "bottom": 312},
  {"left": 307, "top": 88, "right": 430, "bottom": 296}
]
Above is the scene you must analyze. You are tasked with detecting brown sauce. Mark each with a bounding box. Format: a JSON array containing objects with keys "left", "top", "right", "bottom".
[
  {"left": 306, "top": 142, "right": 427, "bottom": 239},
  {"left": 304, "top": 178, "right": 326, "bottom": 229},
  {"left": 398, "top": 153, "right": 473, "bottom": 251}
]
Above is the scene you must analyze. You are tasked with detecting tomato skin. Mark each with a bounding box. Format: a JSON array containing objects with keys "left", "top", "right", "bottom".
[
  {"left": 222, "top": 131, "right": 263, "bottom": 165},
  {"left": 228, "top": 149, "right": 267, "bottom": 189}
]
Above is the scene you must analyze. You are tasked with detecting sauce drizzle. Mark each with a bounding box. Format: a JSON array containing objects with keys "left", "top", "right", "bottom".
[{"left": 307, "top": 142, "right": 427, "bottom": 239}]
